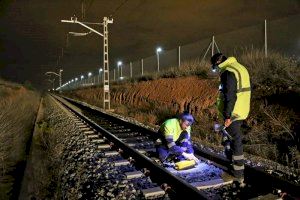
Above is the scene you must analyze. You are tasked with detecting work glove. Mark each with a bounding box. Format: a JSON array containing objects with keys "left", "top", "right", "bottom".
[
  {"left": 180, "top": 147, "right": 187, "bottom": 152},
  {"left": 182, "top": 152, "right": 199, "bottom": 163}
]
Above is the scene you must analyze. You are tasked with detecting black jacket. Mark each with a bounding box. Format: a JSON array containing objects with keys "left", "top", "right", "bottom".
[{"left": 220, "top": 70, "right": 237, "bottom": 119}]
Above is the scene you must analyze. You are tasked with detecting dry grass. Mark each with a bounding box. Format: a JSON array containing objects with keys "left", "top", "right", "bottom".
[
  {"left": 0, "top": 83, "right": 40, "bottom": 199},
  {"left": 239, "top": 49, "right": 300, "bottom": 88},
  {"left": 22, "top": 95, "right": 81, "bottom": 199},
  {"left": 24, "top": 97, "right": 65, "bottom": 199}
]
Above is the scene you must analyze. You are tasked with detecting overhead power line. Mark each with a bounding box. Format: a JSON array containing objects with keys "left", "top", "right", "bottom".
[{"left": 110, "top": 0, "right": 130, "bottom": 17}]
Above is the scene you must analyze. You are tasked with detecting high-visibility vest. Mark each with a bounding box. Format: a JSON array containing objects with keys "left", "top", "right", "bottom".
[
  {"left": 217, "top": 57, "right": 251, "bottom": 121},
  {"left": 159, "top": 118, "right": 191, "bottom": 142}
]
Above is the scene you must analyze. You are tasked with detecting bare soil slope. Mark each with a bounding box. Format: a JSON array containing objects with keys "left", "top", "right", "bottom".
[
  {"left": 67, "top": 71, "right": 299, "bottom": 170},
  {"left": 69, "top": 76, "right": 219, "bottom": 126}
]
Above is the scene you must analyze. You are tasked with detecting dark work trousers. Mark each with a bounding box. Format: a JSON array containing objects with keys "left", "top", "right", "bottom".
[{"left": 226, "top": 120, "right": 245, "bottom": 179}]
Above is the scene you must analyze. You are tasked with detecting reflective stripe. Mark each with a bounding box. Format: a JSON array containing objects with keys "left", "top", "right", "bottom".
[
  {"left": 233, "top": 155, "right": 244, "bottom": 160},
  {"left": 181, "top": 139, "right": 188, "bottom": 143},
  {"left": 155, "top": 139, "right": 162, "bottom": 145},
  {"left": 231, "top": 114, "right": 240, "bottom": 121},
  {"left": 165, "top": 135, "right": 173, "bottom": 139},
  {"left": 167, "top": 142, "right": 176, "bottom": 148},
  {"left": 227, "top": 66, "right": 242, "bottom": 90},
  {"left": 233, "top": 164, "right": 245, "bottom": 170},
  {"left": 237, "top": 87, "right": 251, "bottom": 93}
]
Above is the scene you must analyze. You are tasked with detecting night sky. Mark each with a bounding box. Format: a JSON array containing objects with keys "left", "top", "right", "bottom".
[{"left": 0, "top": 0, "right": 299, "bottom": 89}]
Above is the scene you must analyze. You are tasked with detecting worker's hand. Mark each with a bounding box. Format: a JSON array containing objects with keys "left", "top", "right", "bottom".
[
  {"left": 190, "top": 154, "right": 199, "bottom": 163},
  {"left": 182, "top": 152, "right": 199, "bottom": 163},
  {"left": 224, "top": 118, "right": 232, "bottom": 127},
  {"left": 180, "top": 147, "right": 187, "bottom": 152}
]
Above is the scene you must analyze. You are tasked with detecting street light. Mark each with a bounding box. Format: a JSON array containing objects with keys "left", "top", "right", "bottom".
[
  {"left": 45, "top": 68, "right": 63, "bottom": 91},
  {"left": 88, "top": 72, "right": 92, "bottom": 85},
  {"left": 156, "top": 47, "right": 162, "bottom": 72},
  {"left": 99, "top": 68, "right": 103, "bottom": 84},
  {"left": 80, "top": 75, "right": 84, "bottom": 87},
  {"left": 117, "top": 61, "right": 122, "bottom": 78}
]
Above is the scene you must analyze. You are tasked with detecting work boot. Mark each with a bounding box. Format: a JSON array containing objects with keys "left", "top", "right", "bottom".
[
  {"left": 221, "top": 172, "right": 234, "bottom": 182},
  {"left": 233, "top": 177, "right": 246, "bottom": 188}
]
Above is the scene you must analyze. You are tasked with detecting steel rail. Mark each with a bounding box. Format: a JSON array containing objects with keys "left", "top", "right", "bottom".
[{"left": 52, "top": 94, "right": 209, "bottom": 199}]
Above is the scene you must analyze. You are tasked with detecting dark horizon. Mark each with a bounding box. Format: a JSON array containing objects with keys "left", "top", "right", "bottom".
[{"left": 0, "top": 0, "right": 299, "bottom": 89}]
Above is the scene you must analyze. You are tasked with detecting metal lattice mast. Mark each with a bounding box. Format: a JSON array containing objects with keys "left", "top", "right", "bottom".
[
  {"left": 61, "top": 16, "right": 113, "bottom": 110},
  {"left": 103, "top": 17, "right": 112, "bottom": 110},
  {"left": 59, "top": 69, "right": 63, "bottom": 88}
]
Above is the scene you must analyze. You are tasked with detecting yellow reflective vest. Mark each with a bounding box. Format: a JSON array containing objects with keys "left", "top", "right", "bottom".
[
  {"left": 217, "top": 57, "right": 251, "bottom": 121},
  {"left": 159, "top": 118, "right": 191, "bottom": 142}
]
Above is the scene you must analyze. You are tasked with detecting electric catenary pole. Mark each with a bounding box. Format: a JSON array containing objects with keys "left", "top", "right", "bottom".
[{"left": 61, "top": 16, "right": 113, "bottom": 110}]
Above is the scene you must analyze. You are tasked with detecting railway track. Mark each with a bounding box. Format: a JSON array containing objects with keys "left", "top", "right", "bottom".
[{"left": 51, "top": 94, "right": 300, "bottom": 199}]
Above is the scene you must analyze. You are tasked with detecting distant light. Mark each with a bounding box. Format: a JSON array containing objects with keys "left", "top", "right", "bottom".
[
  {"left": 156, "top": 47, "right": 162, "bottom": 53},
  {"left": 88, "top": 72, "right": 92, "bottom": 77},
  {"left": 75, "top": 78, "right": 78, "bottom": 81},
  {"left": 120, "top": 76, "right": 124, "bottom": 80},
  {"left": 81, "top": 75, "right": 84, "bottom": 79},
  {"left": 117, "top": 61, "right": 122, "bottom": 66},
  {"left": 71, "top": 79, "right": 74, "bottom": 82},
  {"left": 99, "top": 68, "right": 103, "bottom": 72}
]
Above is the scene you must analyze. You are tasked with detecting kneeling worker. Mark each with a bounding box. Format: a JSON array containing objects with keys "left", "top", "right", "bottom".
[{"left": 155, "top": 112, "right": 199, "bottom": 163}]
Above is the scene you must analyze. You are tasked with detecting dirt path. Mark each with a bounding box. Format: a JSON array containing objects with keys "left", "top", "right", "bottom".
[{"left": 18, "top": 98, "right": 44, "bottom": 200}]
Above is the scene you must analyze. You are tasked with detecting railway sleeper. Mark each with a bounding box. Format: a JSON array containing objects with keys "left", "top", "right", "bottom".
[
  {"left": 77, "top": 124, "right": 87, "bottom": 128},
  {"left": 114, "top": 159, "right": 131, "bottom": 167},
  {"left": 192, "top": 178, "right": 233, "bottom": 190},
  {"left": 109, "top": 128, "right": 132, "bottom": 133},
  {"left": 121, "top": 136, "right": 150, "bottom": 142},
  {"left": 84, "top": 130, "right": 96, "bottom": 134},
  {"left": 125, "top": 171, "right": 144, "bottom": 179},
  {"left": 92, "top": 138, "right": 105, "bottom": 143},
  {"left": 113, "top": 132, "right": 141, "bottom": 138},
  {"left": 142, "top": 186, "right": 165, "bottom": 199},
  {"left": 127, "top": 141, "right": 154, "bottom": 148},
  {"left": 97, "top": 144, "right": 111, "bottom": 150},
  {"left": 104, "top": 151, "right": 119, "bottom": 157},
  {"left": 137, "top": 148, "right": 156, "bottom": 154},
  {"left": 80, "top": 127, "right": 91, "bottom": 131},
  {"left": 87, "top": 134, "right": 99, "bottom": 139}
]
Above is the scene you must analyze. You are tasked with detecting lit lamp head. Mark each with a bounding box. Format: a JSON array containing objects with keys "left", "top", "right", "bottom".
[{"left": 156, "top": 47, "right": 162, "bottom": 53}]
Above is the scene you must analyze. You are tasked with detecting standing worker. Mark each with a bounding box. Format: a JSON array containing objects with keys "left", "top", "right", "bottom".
[
  {"left": 155, "top": 112, "right": 199, "bottom": 163},
  {"left": 211, "top": 53, "right": 251, "bottom": 185}
]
